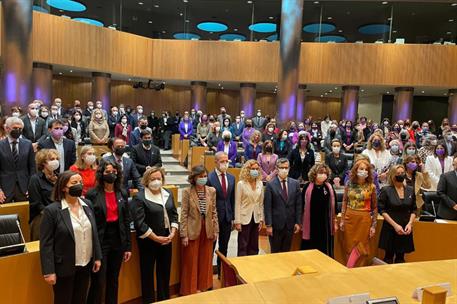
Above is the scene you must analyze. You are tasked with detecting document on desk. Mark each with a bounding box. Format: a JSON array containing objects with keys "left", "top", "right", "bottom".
[
  {"left": 293, "top": 265, "right": 317, "bottom": 275},
  {"left": 434, "top": 219, "right": 449, "bottom": 224}
]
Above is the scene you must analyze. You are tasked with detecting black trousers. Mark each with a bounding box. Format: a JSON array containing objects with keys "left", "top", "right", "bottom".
[
  {"left": 53, "top": 265, "right": 91, "bottom": 304},
  {"left": 214, "top": 220, "right": 232, "bottom": 275},
  {"left": 5, "top": 181, "right": 27, "bottom": 203},
  {"left": 87, "top": 223, "right": 124, "bottom": 304},
  {"left": 269, "top": 226, "right": 293, "bottom": 253},
  {"left": 138, "top": 236, "right": 172, "bottom": 303},
  {"left": 162, "top": 130, "right": 172, "bottom": 149}
]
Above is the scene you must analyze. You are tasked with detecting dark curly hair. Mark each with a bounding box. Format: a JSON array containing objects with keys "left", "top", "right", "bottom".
[{"left": 95, "top": 158, "right": 123, "bottom": 193}]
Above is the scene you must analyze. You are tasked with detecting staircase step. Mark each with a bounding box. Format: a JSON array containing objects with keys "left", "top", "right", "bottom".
[{"left": 162, "top": 156, "right": 180, "bottom": 165}]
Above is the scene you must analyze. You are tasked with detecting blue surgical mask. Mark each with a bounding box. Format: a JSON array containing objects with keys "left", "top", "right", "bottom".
[
  {"left": 196, "top": 177, "right": 207, "bottom": 186},
  {"left": 250, "top": 170, "right": 259, "bottom": 178}
]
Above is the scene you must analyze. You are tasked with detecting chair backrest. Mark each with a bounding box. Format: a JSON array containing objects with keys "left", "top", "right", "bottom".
[
  {"left": 422, "top": 191, "right": 440, "bottom": 214},
  {"left": 0, "top": 214, "right": 25, "bottom": 256},
  {"left": 215, "top": 250, "right": 241, "bottom": 288}
]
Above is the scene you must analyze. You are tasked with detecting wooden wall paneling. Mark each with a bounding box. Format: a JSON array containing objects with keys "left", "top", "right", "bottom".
[
  {"left": 52, "top": 76, "right": 91, "bottom": 107},
  {"left": 255, "top": 93, "right": 276, "bottom": 117}
]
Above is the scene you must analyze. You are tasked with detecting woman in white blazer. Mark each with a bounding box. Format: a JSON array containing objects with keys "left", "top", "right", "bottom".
[
  {"left": 362, "top": 132, "right": 392, "bottom": 183},
  {"left": 424, "top": 142, "right": 453, "bottom": 190},
  {"left": 235, "top": 159, "right": 264, "bottom": 256}
]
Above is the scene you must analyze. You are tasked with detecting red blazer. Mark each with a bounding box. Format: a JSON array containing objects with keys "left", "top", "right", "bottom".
[{"left": 114, "top": 123, "right": 132, "bottom": 144}]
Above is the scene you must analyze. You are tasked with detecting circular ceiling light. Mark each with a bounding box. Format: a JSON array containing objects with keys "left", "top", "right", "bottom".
[
  {"left": 303, "top": 22, "right": 336, "bottom": 33},
  {"left": 197, "top": 22, "right": 228, "bottom": 32},
  {"left": 358, "top": 24, "right": 390, "bottom": 34},
  {"left": 46, "top": 0, "right": 86, "bottom": 12},
  {"left": 314, "top": 35, "right": 346, "bottom": 42},
  {"left": 248, "top": 22, "right": 277, "bottom": 33},
  {"left": 173, "top": 32, "right": 201, "bottom": 40},
  {"left": 33, "top": 5, "right": 49, "bottom": 13},
  {"left": 73, "top": 18, "right": 104, "bottom": 27},
  {"left": 266, "top": 33, "right": 278, "bottom": 41},
  {"left": 220, "top": 33, "right": 246, "bottom": 41}
]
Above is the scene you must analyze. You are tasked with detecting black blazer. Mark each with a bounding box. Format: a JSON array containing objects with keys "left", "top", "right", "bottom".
[
  {"left": 207, "top": 170, "right": 235, "bottom": 223},
  {"left": 264, "top": 177, "right": 302, "bottom": 230},
  {"left": 325, "top": 152, "right": 349, "bottom": 180},
  {"left": 288, "top": 147, "right": 315, "bottom": 181},
  {"left": 130, "top": 143, "right": 163, "bottom": 175},
  {"left": 70, "top": 120, "right": 87, "bottom": 139},
  {"left": 85, "top": 188, "right": 132, "bottom": 252},
  {"left": 131, "top": 188, "right": 178, "bottom": 238},
  {"left": 38, "top": 136, "right": 77, "bottom": 171},
  {"left": 21, "top": 115, "right": 47, "bottom": 143},
  {"left": 378, "top": 185, "right": 416, "bottom": 227},
  {"left": 102, "top": 155, "right": 142, "bottom": 191},
  {"left": 437, "top": 171, "right": 457, "bottom": 220},
  {"left": 40, "top": 199, "right": 102, "bottom": 277},
  {"left": 274, "top": 139, "right": 291, "bottom": 159},
  {"left": 0, "top": 138, "right": 36, "bottom": 200},
  {"left": 340, "top": 129, "right": 357, "bottom": 146},
  {"left": 108, "top": 114, "right": 120, "bottom": 138},
  {"left": 28, "top": 171, "right": 55, "bottom": 222}
]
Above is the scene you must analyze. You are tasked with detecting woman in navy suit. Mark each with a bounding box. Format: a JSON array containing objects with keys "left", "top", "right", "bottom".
[{"left": 40, "top": 171, "right": 102, "bottom": 304}]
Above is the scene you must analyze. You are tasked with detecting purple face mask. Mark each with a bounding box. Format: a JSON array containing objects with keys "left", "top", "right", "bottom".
[
  {"left": 436, "top": 148, "right": 445, "bottom": 156},
  {"left": 406, "top": 162, "right": 418, "bottom": 171},
  {"left": 52, "top": 129, "right": 64, "bottom": 139}
]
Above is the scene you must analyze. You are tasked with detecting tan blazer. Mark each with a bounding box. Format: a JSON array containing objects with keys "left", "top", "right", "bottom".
[
  {"left": 414, "top": 171, "right": 432, "bottom": 210},
  {"left": 235, "top": 180, "right": 264, "bottom": 225},
  {"left": 180, "top": 186, "right": 219, "bottom": 241}
]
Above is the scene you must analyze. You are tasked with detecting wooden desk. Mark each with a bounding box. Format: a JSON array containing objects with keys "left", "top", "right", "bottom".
[
  {"left": 179, "top": 140, "right": 190, "bottom": 166},
  {"left": 228, "top": 250, "right": 348, "bottom": 284},
  {"left": 204, "top": 154, "right": 216, "bottom": 173},
  {"left": 0, "top": 201, "right": 30, "bottom": 242},
  {"left": 227, "top": 168, "right": 241, "bottom": 186},
  {"left": 188, "top": 146, "right": 207, "bottom": 170},
  {"left": 172, "top": 134, "right": 181, "bottom": 157}
]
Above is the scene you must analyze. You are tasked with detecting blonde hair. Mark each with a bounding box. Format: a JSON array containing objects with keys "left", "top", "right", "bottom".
[
  {"left": 250, "top": 130, "right": 262, "bottom": 145},
  {"left": 387, "top": 164, "right": 405, "bottom": 186},
  {"left": 91, "top": 108, "right": 105, "bottom": 122},
  {"left": 366, "top": 133, "right": 386, "bottom": 151},
  {"left": 36, "top": 149, "right": 60, "bottom": 171},
  {"left": 141, "top": 166, "right": 166, "bottom": 186},
  {"left": 240, "top": 159, "right": 261, "bottom": 182},
  {"left": 75, "top": 146, "right": 97, "bottom": 170}
]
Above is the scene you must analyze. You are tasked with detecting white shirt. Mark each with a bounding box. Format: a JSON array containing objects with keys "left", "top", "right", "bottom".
[
  {"left": 28, "top": 114, "right": 37, "bottom": 135},
  {"left": 216, "top": 169, "right": 228, "bottom": 192},
  {"left": 223, "top": 143, "right": 230, "bottom": 154},
  {"left": 8, "top": 137, "right": 19, "bottom": 154},
  {"left": 52, "top": 138, "right": 65, "bottom": 173},
  {"left": 279, "top": 176, "right": 288, "bottom": 193},
  {"left": 61, "top": 198, "right": 93, "bottom": 267}
]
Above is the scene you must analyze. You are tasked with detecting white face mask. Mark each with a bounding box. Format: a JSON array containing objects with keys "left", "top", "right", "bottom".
[
  {"left": 218, "top": 162, "right": 228, "bottom": 172},
  {"left": 41, "top": 112, "right": 49, "bottom": 118},
  {"left": 121, "top": 119, "right": 128, "bottom": 124},
  {"left": 12, "top": 112, "right": 20, "bottom": 117},
  {"left": 357, "top": 170, "right": 368, "bottom": 178},
  {"left": 46, "top": 159, "right": 60, "bottom": 172},
  {"left": 278, "top": 168, "right": 289, "bottom": 179},
  {"left": 268, "top": 127, "right": 274, "bottom": 133},
  {"left": 84, "top": 154, "right": 96, "bottom": 165},
  {"left": 137, "top": 108, "right": 143, "bottom": 114},
  {"left": 148, "top": 180, "right": 162, "bottom": 190},
  {"left": 332, "top": 146, "right": 341, "bottom": 154},
  {"left": 29, "top": 109, "right": 38, "bottom": 117}
]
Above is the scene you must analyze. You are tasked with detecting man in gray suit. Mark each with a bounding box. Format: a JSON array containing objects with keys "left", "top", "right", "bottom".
[
  {"left": 252, "top": 109, "right": 266, "bottom": 131},
  {"left": 437, "top": 156, "right": 457, "bottom": 220},
  {"left": 264, "top": 158, "right": 302, "bottom": 253},
  {"left": 217, "top": 107, "right": 231, "bottom": 126},
  {"left": 21, "top": 101, "right": 47, "bottom": 143},
  {"left": 0, "top": 117, "right": 36, "bottom": 203}
]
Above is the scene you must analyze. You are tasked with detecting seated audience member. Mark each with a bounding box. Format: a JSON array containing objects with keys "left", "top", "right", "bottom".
[
  {"left": 103, "top": 137, "right": 142, "bottom": 192},
  {"left": 425, "top": 141, "right": 454, "bottom": 190},
  {"left": 257, "top": 140, "right": 278, "bottom": 182},
  {"left": 40, "top": 171, "right": 102, "bottom": 304},
  {"left": 275, "top": 129, "right": 292, "bottom": 159},
  {"left": 325, "top": 139, "right": 348, "bottom": 187},
  {"left": 387, "top": 139, "right": 403, "bottom": 167},
  {"left": 217, "top": 130, "right": 237, "bottom": 166},
  {"left": 197, "top": 115, "right": 210, "bottom": 146},
  {"left": 207, "top": 122, "right": 222, "bottom": 152},
  {"left": 244, "top": 130, "right": 263, "bottom": 161},
  {"left": 436, "top": 156, "right": 457, "bottom": 220},
  {"left": 70, "top": 110, "right": 86, "bottom": 144},
  {"left": 301, "top": 164, "right": 337, "bottom": 257},
  {"left": 89, "top": 108, "right": 110, "bottom": 144},
  {"left": 362, "top": 133, "right": 391, "bottom": 183},
  {"left": 418, "top": 133, "right": 437, "bottom": 163},
  {"left": 262, "top": 122, "right": 277, "bottom": 143},
  {"left": 0, "top": 117, "right": 36, "bottom": 203},
  {"left": 86, "top": 160, "right": 132, "bottom": 304},
  {"left": 130, "top": 116, "right": 151, "bottom": 147},
  {"left": 378, "top": 165, "right": 417, "bottom": 263},
  {"left": 230, "top": 115, "right": 244, "bottom": 142},
  {"left": 242, "top": 119, "right": 255, "bottom": 148},
  {"left": 115, "top": 114, "right": 133, "bottom": 146},
  {"left": 443, "top": 128, "right": 457, "bottom": 157},
  {"left": 108, "top": 106, "right": 120, "bottom": 138},
  {"left": 403, "top": 155, "right": 431, "bottom": 211},
  {"left": 322, "top": 123, "right": 341, "bottom": 154},
  {"left": 288, "top": 134, "right": 315, "bottom": 183},
  {"left": 28, "top": 149, "right": 59, "bottom": 240},
  {"left": 69, "top": 146, "right": 97, "bottom": 196},
  {"left": 402, "top": 141, "right": 418, "bottom": 158},
  {"left": 179, "top": 111, "right": 193, "bottom": 140},
  {"left": 341, "top": 121, "right": 356, "bottom": 152},
  {"left": 264, "top": 158, "right": 301, "bottom": 253},
  {"left": 180, "top": 165, "right": 218, "bottom": 295},
  {"left": 21, "top": 101, "right": 47, "bottom": 143},
  {"left": 131, "top": 129, "right": 162, "bottom": 175}
]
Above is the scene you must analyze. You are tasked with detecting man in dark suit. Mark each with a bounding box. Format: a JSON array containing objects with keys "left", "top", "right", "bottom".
[
  {"left": 437, "top": 156, "right": 457, "bottom": 220},
  {"left": 107, "top": 106, "right": 120, "bottom": 138},
  {"left": 131, "top": 129, "right": 162, "bottom": 175},
  {"left": 443, "top": 129, "right": 457, "bottom": 157},
  {"left": 103, "top": 138, "right": 142, "bottom": 192},
  {"left": 53, "top": 97, "right": 66, "bottom": 117},
  {"left": 37, "top": 119, "right": 77, "bottom": 173},
  {"left": 207, "top": 151, "right": 235, "bottom": 277},
  {"left": 252, "top": 109, "right": 266, "bottom": 131},
  {"left": 21, "top": 102, "right": 47, "bottom": 144},
  {"left": 130, "top": 105, "right": 144, "bottom": 129},
  {"left": 264, "top": 158, "right": 302, "bottom": 253},
  {"left": 159, "top": 112, "right": 174, "bottom": 150},
  {"left": 0, "top": 117, "right": 36, "bottom": 203}
]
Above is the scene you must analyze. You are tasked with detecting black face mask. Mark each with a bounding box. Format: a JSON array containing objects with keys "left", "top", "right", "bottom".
[
  {"left": 265, "top": 146, "right": 273, "bottom": 152},
  {"left": 103, "top": 173, "right": 117, "bottom": 184},
  {"left": 140, "top": 125, "right": 147, "bottom": 130},
  {"left": 224, "top": 136, "right": 231, "bottom": 142},
  {"left": 395, "top": 174, "right": 406, "bottom": 183},
  {"left": 114, "top": 147, "right": 126, "bottom": 156},
  {"left": 143, "top": 139, "right": 152, "bottom": 146},
  {"left": 68, "top": 184, "right": 83, "bottom": 197},
  {"left": 246, "top": 124, "right": 252, "bottom": 128},
  {"left": 329, "top": 130, "right": 336, "bottom": 137},
  {"left": 10, "top": 128, "right": 22, "bottom": 139}
]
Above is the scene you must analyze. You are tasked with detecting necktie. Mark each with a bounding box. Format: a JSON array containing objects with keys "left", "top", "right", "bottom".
[
  {"left": 12, "top": 141, "right": 18, "bottom": 164},
  {"left": 282, "top": 179, "right": 288, "bottom": 202},
  {"left": 221, "top": 173, "right": 227, "bottom": 198}
]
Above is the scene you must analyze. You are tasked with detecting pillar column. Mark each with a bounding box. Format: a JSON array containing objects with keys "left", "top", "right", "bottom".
[
  {"left": 190, "top": 81, "right": 207, "bottom": 112},
  {"left": 1, "top": 0, "right": 33, "bottom": 114},
  {"left": 240, "top": 83, "right": 256, "bottom": 118},
  {"left": 296, "top": 84, "right": 307, "bottom": 122},
  {"left": 341, "top": 86, "right": 360, "bottom": 122},
  {"left": 393, "top": 87, "right": 414, "bottom": 121},
  {"left": 92, "top": 72, "right": 111, "bottom": 110},
  {"left": 32, "top": 63, "right": 53, "bottom": 105},
  {"left": 277, "top": 0, "right": 304, "bottom": 126},
  {"left": 448, "top": 89, "right": 457, "bottom": 125}
]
